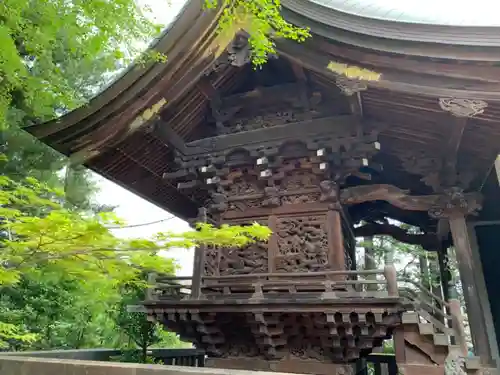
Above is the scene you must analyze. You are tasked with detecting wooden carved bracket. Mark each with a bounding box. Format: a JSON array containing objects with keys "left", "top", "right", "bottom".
[
  {"left": 340, "top": 184, "right": 482, "bottom": 218},
  {"left": 335, "top": 76, "right": 367, "bottom": 96},
  {"left": 205, "top": 31, "right": 252, "bottom": 76},
  {"left": 438, "top": 98, "right": 488, "bottom": 118},
  {"left": 428, "top": 187, "right": 483, "bottom": 219},
  {"left": 319, "top": 180, "right": 341, "bottom": 210}
]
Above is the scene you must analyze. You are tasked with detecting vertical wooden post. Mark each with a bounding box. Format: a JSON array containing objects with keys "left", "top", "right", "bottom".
[
  {"left": 327, "top": 209, "right": 344, "bottom": 270},
  {"left": 449, "top": 215, "right": 492, "bottom": 365},
  {"left": 467, "top": 223, "right": 500, "bottom": 366},
  {"left": 267, "top": 215, "right": 278, "bottom": 273},
  {"left": 191, "top": 208, "right": 207, "bottom": 300},
  {"left": 146, "top": 272, "right": 158, "bottom": 301},
  {"left": 383, "top": 264, "right": 398, "bottom": 297}
]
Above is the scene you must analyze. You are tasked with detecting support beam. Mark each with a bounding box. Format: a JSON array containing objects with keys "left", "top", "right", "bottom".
[
  {"left": 353, "top": 222, "right": 440, "bottom": 250},
  {"left": 449, "top": 216, "right": 492, "bottom": 365},
  {"left": 182, "top": 115, "right": 363, "bottom": 155},
  {"left": 341, "top": 184, "right": 482, "bottom": 214},
  {"left": 468, "top": 222, "right": 500, "bottom": 366}
]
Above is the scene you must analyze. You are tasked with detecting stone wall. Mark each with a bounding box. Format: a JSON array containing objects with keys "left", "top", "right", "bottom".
[{"left": 0, "top": 356, "right": 306, "bottom": 375}]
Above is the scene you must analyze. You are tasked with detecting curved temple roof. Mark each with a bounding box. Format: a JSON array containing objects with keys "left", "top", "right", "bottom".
[
  {"left": 26, "top": 0, "right": 500, "bottom": 224},
  {"left": 308, "top": 0, "right": 500, "bottom": 26}
]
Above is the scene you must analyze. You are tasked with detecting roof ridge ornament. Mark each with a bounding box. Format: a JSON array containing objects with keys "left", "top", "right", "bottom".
[{"left": 438, "top": 98, "right": 488, "bottom": 118}]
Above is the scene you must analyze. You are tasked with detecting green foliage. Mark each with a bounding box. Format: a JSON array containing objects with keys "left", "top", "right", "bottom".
[
  {"left": 0, "top": 0, "right": 287, "bottom": 354},
  {"left": 206, "top": 0, "right": 310, "bottom": 67},
  {"left": 0, "top": 0, "right": 162, "bottom": 129},
  {"left": 0, "top": 168, "right": 271, "bottom": 348},
  {"left": 114, "top": 274, "right": 189, "bottom": 363},
  {"left": 0, "top": 0, "right": 309, "bottom": 130}
]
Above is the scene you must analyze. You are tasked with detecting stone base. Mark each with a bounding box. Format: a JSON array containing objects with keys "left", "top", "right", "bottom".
[{"left": 206, "top": 358, "right": 354, "bottom": 375}]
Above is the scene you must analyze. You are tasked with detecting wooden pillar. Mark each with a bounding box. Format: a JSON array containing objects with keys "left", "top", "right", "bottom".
[
  {"left": 267, "top": 215, "right": 278, "bottom": 273},
  {"left": 190, "top": 208, "right": 207, "bottom": 300},
  {"left": 467, "top": 222, "right": 500, "bottom": 366},
  {"left": 327, "top": 209, "right": 345, "bottom": 270},
  {"left": 449, "top": 215, "right": 492, "bottom": 364}
]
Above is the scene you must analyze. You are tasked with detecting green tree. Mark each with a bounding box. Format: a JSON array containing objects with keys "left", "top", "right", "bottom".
[
  {"left": 115, "top": 274, "right": 179, "bottom": 363},
  {"left": 0, "top": 169, "right": 272, "bottom": 348}
]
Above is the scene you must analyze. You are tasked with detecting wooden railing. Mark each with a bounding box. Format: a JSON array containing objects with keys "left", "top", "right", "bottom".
[
  {"left": 397, "top": 277, "right": 468, "bottom": 355},
  {"left": 147, "top": 266, "right": 399, "bottom": 301},
  {"left": 146, "top": 267, "right": 467, "bottom": 355}
]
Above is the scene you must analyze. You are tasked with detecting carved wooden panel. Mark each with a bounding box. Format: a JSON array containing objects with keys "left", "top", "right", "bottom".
[
  {"left": 279, "top": 167, "right": 320, "bottom": 190},
  {"left": 224, "top": 111, "right": 303, "bottom": 134},
  {"left": 219, "top": 242, "right": 268, "bottom": 276},
  {"left": 274, "top": 215, "right": 329, "bottom": 273},
  {"left": 203, "top": 219, "right": 269, "bottom": 276},
  {"left": 203, "top": 242, "right": 269, "bottom": 276}
]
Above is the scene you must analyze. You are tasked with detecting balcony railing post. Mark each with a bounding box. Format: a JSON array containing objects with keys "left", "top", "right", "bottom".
[
  {"left": 146, "top": 272, "right": 158, "bottom": 301},
  {"left": 384, "top": 264, "right": 398, "bottom": 296},
  {"left": 191, "top": 208, "right": 208, "bottom": 300}
]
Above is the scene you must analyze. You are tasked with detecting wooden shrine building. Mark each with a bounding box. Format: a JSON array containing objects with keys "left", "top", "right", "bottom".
[{"left": 26, "top": 1, "right": 500, "bottom": 374}]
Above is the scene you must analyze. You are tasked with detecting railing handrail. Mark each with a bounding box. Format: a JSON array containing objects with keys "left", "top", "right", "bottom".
[
  {"left": 398, "top": 288, "right": 449, "bottom": 317},
  {"left": 398, "top": 277, "right": 450, "bottom": 309},
  {"left": 202, "top": 269, "right": 386, "bottom": 280}
]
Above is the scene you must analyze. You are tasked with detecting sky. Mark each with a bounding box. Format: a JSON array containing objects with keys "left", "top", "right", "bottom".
[{"left": 95, "top": 0, "right": 193, "bottom": 277}]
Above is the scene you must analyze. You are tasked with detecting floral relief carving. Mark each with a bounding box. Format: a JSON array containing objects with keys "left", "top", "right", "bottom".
[
  {"left": 280, "top": 192, "right": 321, "bottom": 205},
  {"left": 225, "top": 177, "right": 260, "bottom": 196},
  {"left": 219, "top": 242, "right": 268, "bottom": 276},
  {"left": 224, "top": 111, "right": 301, "bottom": 134},
  {"left": 275, "top": 216, "right": 329, "bottom": 272},
  {"left": 280, "top": 169, "right": 319, "bottom": 191}
]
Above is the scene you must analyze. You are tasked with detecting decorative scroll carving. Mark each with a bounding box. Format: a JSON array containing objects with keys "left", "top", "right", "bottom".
[
  {"left": 428, "top": 187, "right": 482, "bottom": 219},
  {"left": 227, "top": 33, "right": 251, "bottom": 67},
  {"left": 262, "top": 186, "right": 280, "bottom": 207},
  {"left": 225, "top": 177, "right": 259, "bottom": 196},
  {"left": 335, "top": 76, "right": 367, "bottom": 96},
  {"left": 438, "top": 98, "right": 488, "bottom": 118},
  {"left": 319, "top": 180, "right": 341, "bottom": 210},
  {"left": 219, "top": 242, "right": 268, "bottom": 276},
  {"left": 225, "top": 111, "right": 301, "bottom": 134},
  {"left": 280, "top": 168, "right": 319, "bottom": 190},
  {"left": 275, "top": 216, "right": 329, "bottom": 272},
  {"left": 280, "top": 192, "right": 321, "bottom": 205}
]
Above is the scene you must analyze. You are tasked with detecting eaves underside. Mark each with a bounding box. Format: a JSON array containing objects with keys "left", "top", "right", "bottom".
[
  {"left": 23, "top": 0, "right": 500, "bottom": 222},
  {"left": 282, "top": 0, "right": 500, "bottom": 47}
]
